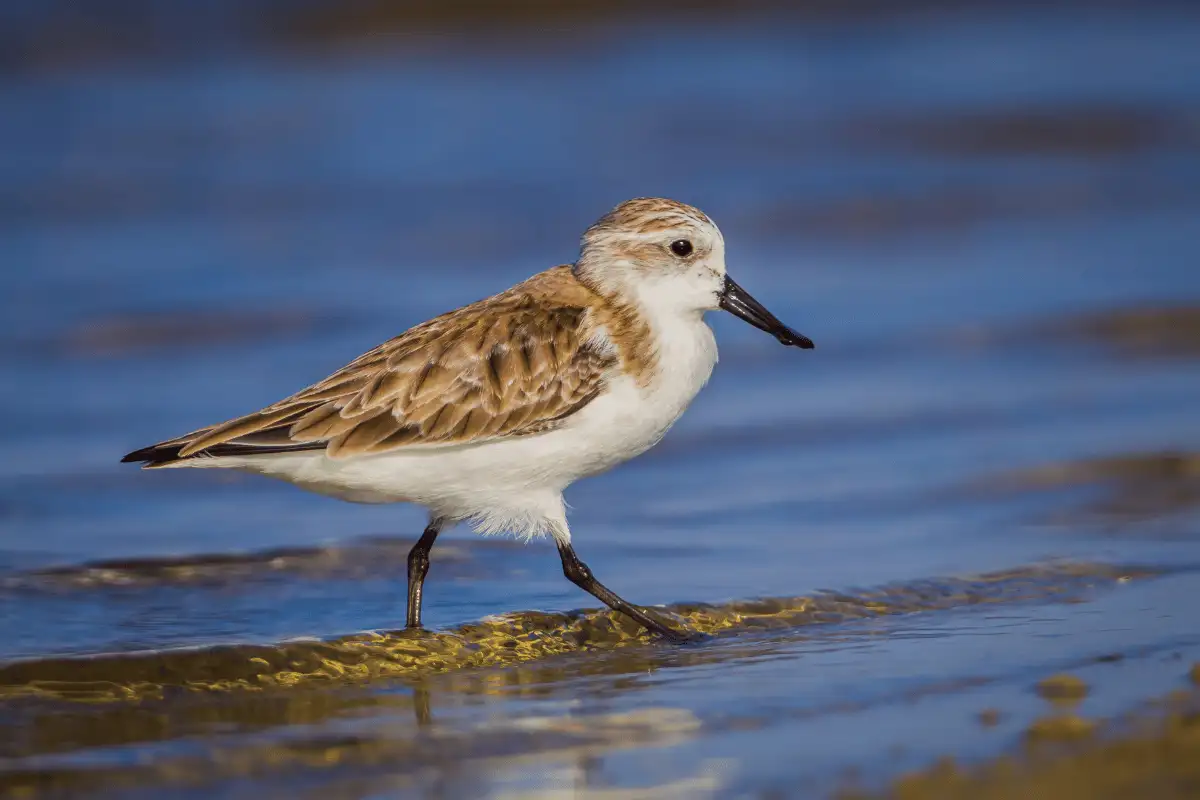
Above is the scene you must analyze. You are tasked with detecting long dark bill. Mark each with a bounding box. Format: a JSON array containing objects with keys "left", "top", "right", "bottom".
[{"left": 719, "top": 275, "right": 815, "bottom": 349}]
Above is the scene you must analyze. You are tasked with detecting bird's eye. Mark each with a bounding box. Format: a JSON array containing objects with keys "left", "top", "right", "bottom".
[{"left": 669, "top": 239, "right": 693, "bottom": 257}]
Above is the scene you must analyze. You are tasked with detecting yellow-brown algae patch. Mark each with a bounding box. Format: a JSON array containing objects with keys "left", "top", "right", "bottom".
[
  {"left": 858, "top": 683, "right": 1200, "bottom": 799},
  {"left": 1189, "top": 663, "right": 1200, "bottom": 686},
  {"left": 1025, "top": 714, "right": 1096, "bottom": 742},
  {"left": 0, "top": 562, "right": 1144, "bottom": 704},
  {"left": 1036, "top": 674, "right": 1089, "bottom": 702}
]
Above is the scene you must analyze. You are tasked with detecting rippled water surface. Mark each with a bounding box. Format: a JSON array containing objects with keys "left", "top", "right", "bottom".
[{"left": 2, "top": 3, "right": 1199, "bottom": 797}]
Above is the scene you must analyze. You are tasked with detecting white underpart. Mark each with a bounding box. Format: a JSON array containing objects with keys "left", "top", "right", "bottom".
[{"left": 168, "top": 302, "right": 720, "bottom": 544}]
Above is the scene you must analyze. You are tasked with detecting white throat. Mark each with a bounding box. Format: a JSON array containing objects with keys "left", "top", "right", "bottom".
[{"left": 633, "top": 286, "right": 720, "bottom": 405}]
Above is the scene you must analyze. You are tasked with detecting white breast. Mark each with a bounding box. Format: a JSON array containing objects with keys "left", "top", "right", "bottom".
[{"left": 559, "top": 313, "right": 718, "bottom": 479}]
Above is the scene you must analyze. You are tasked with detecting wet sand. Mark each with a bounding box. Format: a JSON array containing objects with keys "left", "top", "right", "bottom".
[{"left": 853, "top": 667, "right": 1200, "bottom": 799}]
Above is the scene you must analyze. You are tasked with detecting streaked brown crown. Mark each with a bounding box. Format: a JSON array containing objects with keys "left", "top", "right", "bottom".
[{"left": 583, "top": 197, "right": 714, "bottom": 242}]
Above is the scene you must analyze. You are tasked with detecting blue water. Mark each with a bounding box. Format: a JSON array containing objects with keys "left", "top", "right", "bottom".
[{"left": 1, "top": 3, "right": 1199, "bottom": 796}]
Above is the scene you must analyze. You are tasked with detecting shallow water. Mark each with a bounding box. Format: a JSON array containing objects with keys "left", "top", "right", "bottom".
[{"left": 1, "top": 2, "right": 1199, "bottom": 796}]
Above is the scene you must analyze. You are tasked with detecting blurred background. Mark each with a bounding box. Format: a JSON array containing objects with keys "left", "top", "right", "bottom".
[{"left": 2, "top": 1, "right": 1200, "bottom": 797}]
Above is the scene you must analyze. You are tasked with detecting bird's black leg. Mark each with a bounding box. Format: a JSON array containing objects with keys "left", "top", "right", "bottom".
[
  {"left": 406, "top": 519, "right": 443, "bottom": 629},
  {"left": 556, "top": 541, "right": 692, "bottom": 642}
]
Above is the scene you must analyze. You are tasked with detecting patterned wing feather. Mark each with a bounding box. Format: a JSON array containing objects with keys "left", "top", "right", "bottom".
[{"left": 121, "top": 267, "right": 615, "bottom": 466}]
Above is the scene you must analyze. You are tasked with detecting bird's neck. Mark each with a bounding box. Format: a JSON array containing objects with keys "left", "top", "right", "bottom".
[{"left": 580, "top": 277, "right": 715, "bottom": 392}]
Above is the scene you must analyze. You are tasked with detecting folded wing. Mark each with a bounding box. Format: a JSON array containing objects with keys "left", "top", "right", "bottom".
[{"left": 122, "top": 271, "right": 614, "bottom": 467}]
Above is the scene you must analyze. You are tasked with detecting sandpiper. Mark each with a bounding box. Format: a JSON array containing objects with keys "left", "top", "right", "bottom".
[{"left": 123, "top": 198, "right": 813, "bottom": 641}]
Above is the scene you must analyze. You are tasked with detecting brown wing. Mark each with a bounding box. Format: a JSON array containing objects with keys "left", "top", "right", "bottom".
[{"left": 122, "top": 268, "right": 615, "bottom": 466}]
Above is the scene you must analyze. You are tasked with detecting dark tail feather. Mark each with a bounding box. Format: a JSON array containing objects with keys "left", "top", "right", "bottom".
[
  {"left": 121, "top": 442, "right": 188, "bottom": 465},
  {"left": 121, "top": 439, "right": 326, "bottom": 466}
]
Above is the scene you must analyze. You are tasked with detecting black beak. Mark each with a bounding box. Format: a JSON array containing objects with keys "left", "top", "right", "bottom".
[{"left": 719, "top": 275, "right": 814, "bottom": 349}]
